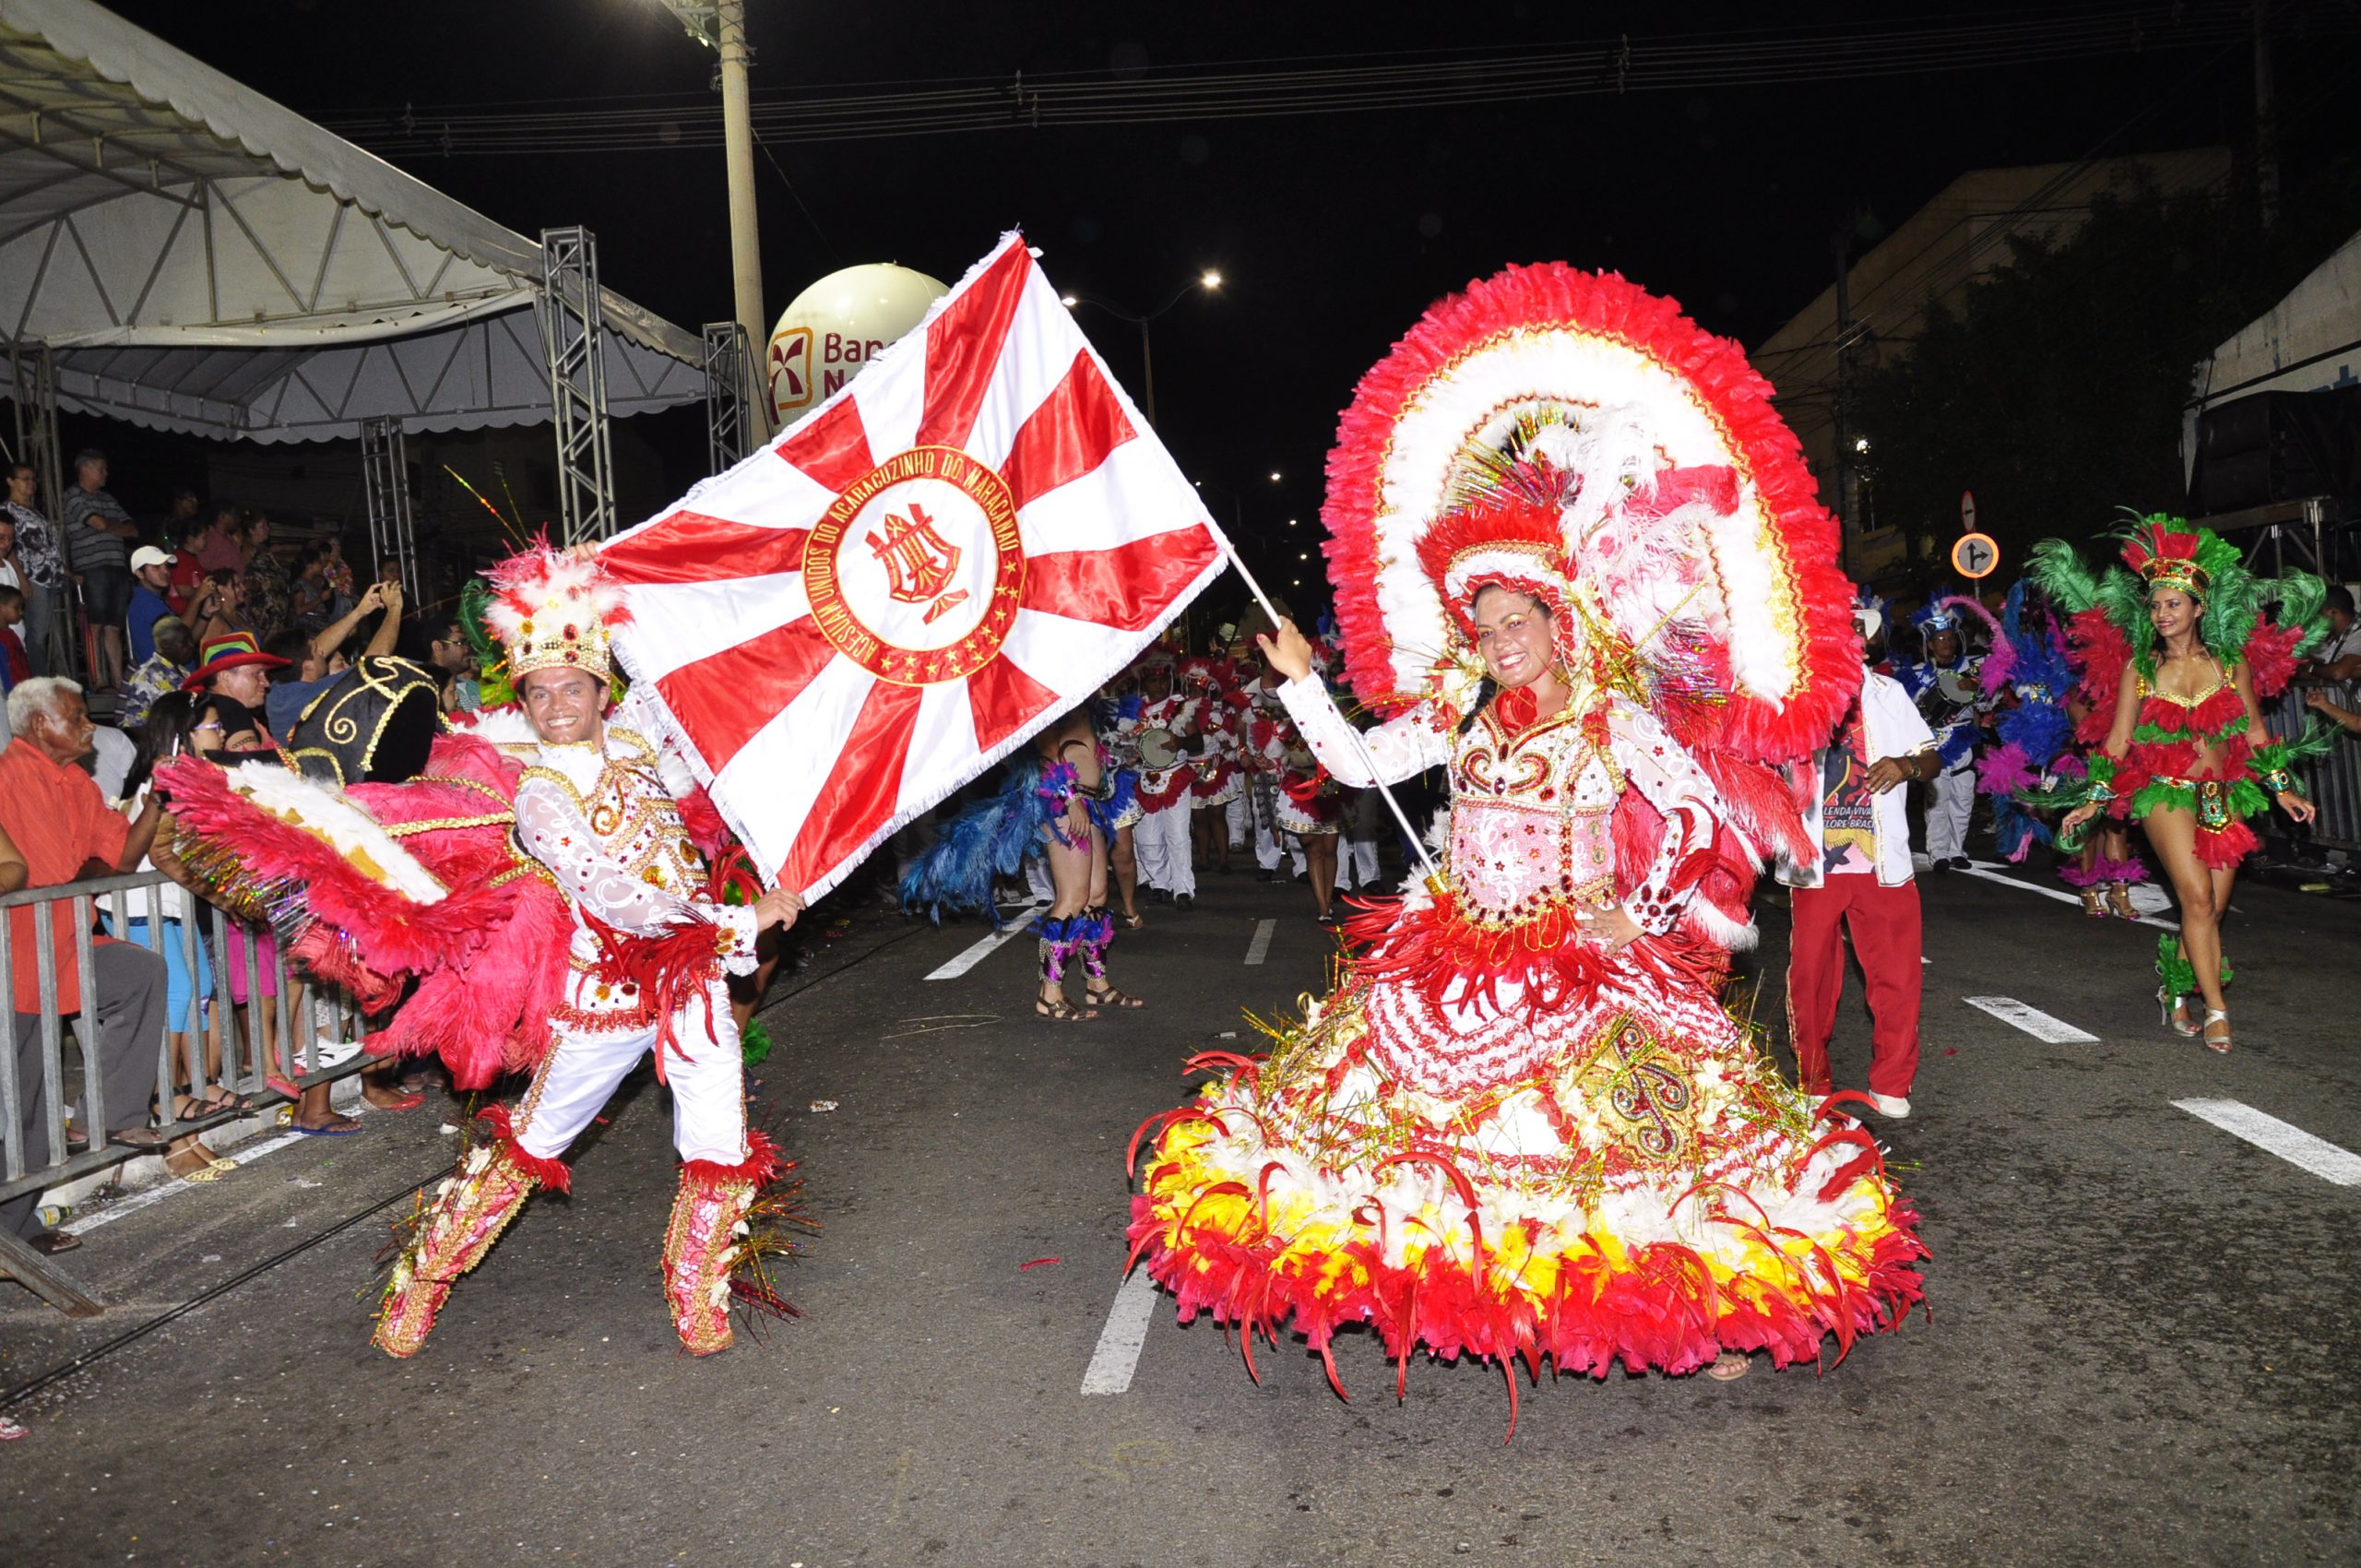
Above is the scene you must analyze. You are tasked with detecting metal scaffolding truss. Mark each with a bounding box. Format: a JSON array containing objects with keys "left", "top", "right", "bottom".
[
  {"left": 703, "top": 319, "right": 755, "bottom": 476},
  {"left": 540, "top": 225, "right": 616, "bottom": 546},
  {"left": 359, "top": 414, "right": 417, "bottom": 599},
  {"left": 5, "top": 339, "right": 62, "bottom": 520}
]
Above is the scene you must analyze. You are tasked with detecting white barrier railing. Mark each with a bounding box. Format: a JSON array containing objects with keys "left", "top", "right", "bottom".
[{"left": 1, "top": 870, "right": 370, "bottom": 1312}]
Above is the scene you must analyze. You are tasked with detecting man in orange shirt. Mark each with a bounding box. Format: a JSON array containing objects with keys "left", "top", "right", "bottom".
[{"left": 2, "top": 676, "right": 168, "bottom": 1254}]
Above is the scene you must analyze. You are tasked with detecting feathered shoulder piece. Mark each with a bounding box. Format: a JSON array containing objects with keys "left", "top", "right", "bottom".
[{"left": 482, "top": 538, "right": 632, "bottom": 683}]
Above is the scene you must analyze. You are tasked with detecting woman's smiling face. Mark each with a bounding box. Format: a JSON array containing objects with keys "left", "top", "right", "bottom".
[
  {"left": 2149, "top": 585, "right": 2200, "bottom": 641},
  {"left": 1471, "top": 585, "right": 1558, "bottom": 690}
]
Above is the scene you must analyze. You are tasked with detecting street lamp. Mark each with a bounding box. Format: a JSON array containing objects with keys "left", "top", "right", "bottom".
[
  {"left": 1066, "top": 270, "right": 1222, "bottom": 426},
  {"left": 651, "top": 2, "right": 767, "bottom": 430}
]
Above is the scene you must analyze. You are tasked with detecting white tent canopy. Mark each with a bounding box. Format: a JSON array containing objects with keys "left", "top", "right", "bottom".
[
  {"left": 2185, "top": 224, "right": 2361, "bottom": 478},
  {"left": 0, "top": 0, "right": 702, "bottom": 443}
]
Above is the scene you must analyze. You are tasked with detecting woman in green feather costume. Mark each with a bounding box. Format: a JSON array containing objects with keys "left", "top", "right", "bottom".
[{"left": 2031, "top": 515, "right": 2331, "bottom": 1052}]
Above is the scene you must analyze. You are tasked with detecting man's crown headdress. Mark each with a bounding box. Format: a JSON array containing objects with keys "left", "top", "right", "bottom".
[{"left": 481, "top": 540, "right": 630, "bottom": 683}]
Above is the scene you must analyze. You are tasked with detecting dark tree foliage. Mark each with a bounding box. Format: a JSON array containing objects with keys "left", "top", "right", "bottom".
[{"left": 1853, "top": 161, "right": 2361, "bottom": 571}]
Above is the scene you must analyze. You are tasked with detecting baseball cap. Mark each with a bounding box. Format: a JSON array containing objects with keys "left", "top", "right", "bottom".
[{"left": 130, "top": 545, "right": 176, "bottom": 570}]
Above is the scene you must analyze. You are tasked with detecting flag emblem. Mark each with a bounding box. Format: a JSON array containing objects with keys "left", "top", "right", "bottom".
[{"left": 804, "top": 445, "right": 1021, "bottom": 683}]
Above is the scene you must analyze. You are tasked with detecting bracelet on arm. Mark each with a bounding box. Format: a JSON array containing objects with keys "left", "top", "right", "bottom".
[
  {"left": 2087, "top": 779, "right": 2115, "bottom": 805},
  {"left": 2259, "top": 767, "right": 2294, "bottom": 796}
]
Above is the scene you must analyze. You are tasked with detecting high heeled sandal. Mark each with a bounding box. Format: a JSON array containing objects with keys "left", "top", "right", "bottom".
[
  {"left": 2077, "top": 885, "right": 2106, "bottom": 918},
  {"left": 2158, "top": 985, "right": 2199, "bottom": 1037},
  {"left": 2201, "top": 1009, "right": 2232, "bottom": 1054},
  {"left": 2104, "top": 882, "right": 2137, "bottom": 920}
]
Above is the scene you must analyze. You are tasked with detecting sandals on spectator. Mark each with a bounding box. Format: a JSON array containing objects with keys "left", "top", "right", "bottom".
[
  {"left": 172, "top": 1088, "right": 254, "bottom": 1122},
  {"left": 1086, "top": 983, "right": 1147, "bottom": 1010},
  {"left": 1035, "top": 995, "right": 1097, "bottom": 1023},
  {"left": 165, "top": 1145, "right": 228, "bottom": 1183},
  {"left": 107, "top": 1126, "right": 173, "bottom": 1153},
  {"left": 1119, "top": 913, "right": 1145, "bottom": 931}
]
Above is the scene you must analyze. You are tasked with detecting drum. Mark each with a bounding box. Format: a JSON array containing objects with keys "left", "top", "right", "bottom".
[
  {"left": 1936, "top": 668, "right": 1979, "bottom": 707},
  {"left": 1136, "top": 727, "right": 1181, "bottom": 771}
]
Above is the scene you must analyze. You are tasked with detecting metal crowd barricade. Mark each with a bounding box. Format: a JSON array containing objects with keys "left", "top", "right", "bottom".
[
  {"left": 2273, "top": 680, "right": 2361, "bottom": 853},
  {"left": 0, "top": 870, "right": 371, "bottom": 1313}
]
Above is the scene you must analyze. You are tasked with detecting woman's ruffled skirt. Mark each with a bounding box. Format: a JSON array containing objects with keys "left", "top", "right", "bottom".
[{"left": 1127, "top": 968, "right": 1927, "bottom": 1402}]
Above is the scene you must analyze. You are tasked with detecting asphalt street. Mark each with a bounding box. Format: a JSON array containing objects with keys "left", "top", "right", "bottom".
[{"left": 2, "top": 858, "right": 2356, "bottom": 1567}]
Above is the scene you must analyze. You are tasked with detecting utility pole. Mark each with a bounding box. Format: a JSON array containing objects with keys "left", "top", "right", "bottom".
[
  {"left": 2253, "top": 0, "right": 2279, "bottom": 231},
  {"left": 718, "top": 1, "right": 766, "bottom": 367},
  {"left": 1139, "top": 319, "right": 1157, "bottom": 427},
  {"left": 1831, "top": 222, "right": 1856, "bottom": 571},
  {"left": 655, "top": 2, "right": 770, "bottom": 434}
]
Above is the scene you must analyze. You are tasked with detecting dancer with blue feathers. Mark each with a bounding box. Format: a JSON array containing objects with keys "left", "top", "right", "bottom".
[
  {"left": 900, "top": 700, "right": 1146, "bottom": 1021},
  {"left": 1972, "top": 579, "right": 2152, "bottom": 915}
]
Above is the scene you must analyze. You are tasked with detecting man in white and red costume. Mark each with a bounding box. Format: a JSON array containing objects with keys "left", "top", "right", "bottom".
[
  {"left": 1128, "top": 651, "right": 1200, "bottom": 907},
  {"left": 373, "top": 544, "right": 804, "bottom": 1358}
]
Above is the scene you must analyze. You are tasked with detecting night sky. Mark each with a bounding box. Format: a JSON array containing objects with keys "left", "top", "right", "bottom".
[{"left": 91, "top": 1, "right": 2361, "bottom": 602}]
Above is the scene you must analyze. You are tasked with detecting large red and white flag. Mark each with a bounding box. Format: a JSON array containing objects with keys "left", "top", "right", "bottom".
[{"left": 600, "top": 232, "right": 1228, "bottom": 897}]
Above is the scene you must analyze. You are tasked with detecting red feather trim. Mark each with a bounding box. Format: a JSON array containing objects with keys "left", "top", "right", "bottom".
[
  {"left": 1610, "top": 790, "right": 1663, "bottom": 892},
  {"left": 1344, "top": 887, "right": 1729, "bottom": 1016},
  {"left": 682, "top": 1129, "right": 785, "bottom": 1190},
  {"left": 477, "top": 1103, "right": 573, "bottom": 1193},
  {"left": 675, "top": 784, "right": 737, "bottom": 863},
  {"left": 1692, "top": 750, "right": 1809, "bottom": 866},
  {"left": 583, "top": 913, "right": 729, "bottom": 1083},
  {"left": 2244, "top": 619, "right": 2304, "bottom": 698},
  {"left": 1128, "top": 1190, "right": 1926, "bottom": 1394},
  {"left": 1412, "top": 495, "right": 1577, "bottom": 645}
]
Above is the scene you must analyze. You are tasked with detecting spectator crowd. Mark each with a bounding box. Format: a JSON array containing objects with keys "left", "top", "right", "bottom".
[{"left": 2, "top": 445, "right": 498, "bottom": 1266}]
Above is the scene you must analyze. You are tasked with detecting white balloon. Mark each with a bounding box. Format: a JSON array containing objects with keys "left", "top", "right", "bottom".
[{"left": 765, "top": 263, "right": 949, "bottom": 429}]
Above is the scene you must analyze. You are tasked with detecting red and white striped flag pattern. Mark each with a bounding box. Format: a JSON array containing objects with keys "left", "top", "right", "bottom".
[{"left": 600, "top": 232, "right": 1228, "bottom": 898}]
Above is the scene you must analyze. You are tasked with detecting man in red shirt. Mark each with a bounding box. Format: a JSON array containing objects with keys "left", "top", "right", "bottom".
[{"left": 2, "top": 677, "right": 168, "bottom": 1254}]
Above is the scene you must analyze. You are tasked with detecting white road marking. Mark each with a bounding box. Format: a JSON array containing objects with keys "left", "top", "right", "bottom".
[
  {"left": 1963, "top": 996, "right": 2100, "bottom": 1044},
  {"left": 1081, "top": 1268, "right": 1162, "bottom": 1396},
  {"left": 1956, "top": 861, "right": 2177, "bottom": 931},
  {"left": 2171, "top": 1099, "right": 2361, "bottom": 1186},
  {"left": 1243, "top": 919, "right": 1276, "bottom": 966},
  {"left": 926, "top": 922, "right": 1032, "bottom": 980}
]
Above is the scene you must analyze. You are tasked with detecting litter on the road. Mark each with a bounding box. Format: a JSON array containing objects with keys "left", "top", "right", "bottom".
[
  {"left": 809, "top": 1099, "right": 839, "bottom": 1113},
  {"left": 1020, "top": 1256, "right": 1061, "bottom": 1269}
]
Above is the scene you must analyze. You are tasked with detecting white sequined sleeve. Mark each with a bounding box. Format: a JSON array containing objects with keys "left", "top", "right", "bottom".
[
  {"left": 513, "top": 778, "right": 760, "bottom": 972},
  {"left": 1273, "top": 676, "right": 1450, "bottom": 788}
]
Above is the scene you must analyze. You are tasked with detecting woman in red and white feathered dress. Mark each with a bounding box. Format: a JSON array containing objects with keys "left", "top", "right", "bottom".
[{"left": 1126, "top": 264, "right": 1925, "bottom": 1416}]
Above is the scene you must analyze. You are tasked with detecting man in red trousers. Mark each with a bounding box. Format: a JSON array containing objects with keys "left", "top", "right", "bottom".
[{"left": 1780, "top": 604, "right": 1940, "bottom": 1120}]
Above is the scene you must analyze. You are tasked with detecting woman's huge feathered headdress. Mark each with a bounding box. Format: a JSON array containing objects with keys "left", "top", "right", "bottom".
[{"left": 1321, "top": 263, "right": 1859, "bottom": 766}]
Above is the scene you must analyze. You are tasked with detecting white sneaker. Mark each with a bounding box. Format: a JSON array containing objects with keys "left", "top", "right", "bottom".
[{"left": 1868, "top": 1093, "right": 1912, "bottom": 1120}]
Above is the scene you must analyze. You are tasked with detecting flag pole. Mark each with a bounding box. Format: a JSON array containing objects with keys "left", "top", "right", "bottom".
[{"left": 1217, "top": 539, "right": 1444, "bottom": 889}]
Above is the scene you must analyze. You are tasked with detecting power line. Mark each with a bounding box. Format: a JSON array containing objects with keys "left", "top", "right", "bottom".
[{"left": 322, "top": 4, "right": 2308, "bottom": 159}]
